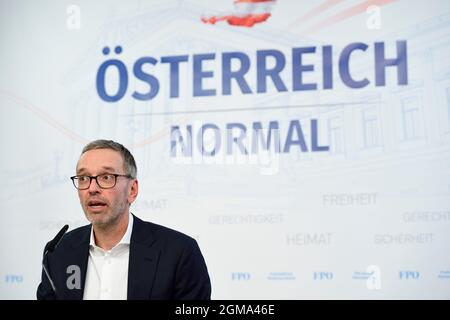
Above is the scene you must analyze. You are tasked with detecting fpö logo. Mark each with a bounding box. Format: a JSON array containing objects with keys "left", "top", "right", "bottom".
[
  {"left": 95, "top": 41, "right": 408, "bottom": 103},
  {"left": 231, "top": 272, "right": 251, "bottom": 281},
  {"left": 352, "top": 265, "right": 381, "bottom": 290},
  {"left": 4, "top": 274, "right": 23, "bottom": 284},
  {"left": 313, "top": 271, "right": 333, "bottom": 281},
  {"left": 399, "top": 271, "right": 420, "bottom": 280}
]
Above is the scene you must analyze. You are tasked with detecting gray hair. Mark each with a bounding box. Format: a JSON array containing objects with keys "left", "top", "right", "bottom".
[{"left": 81, "top": 140, "right": 137, "bottom": 178}]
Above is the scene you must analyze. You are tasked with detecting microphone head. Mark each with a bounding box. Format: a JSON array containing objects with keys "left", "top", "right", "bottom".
[{"left": 45, "top": 224, "right": 69, "bottom": 253}]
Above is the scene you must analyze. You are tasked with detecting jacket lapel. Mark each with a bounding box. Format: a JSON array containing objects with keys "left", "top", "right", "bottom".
[{"left": 127, "top": 215, "right": 160, "bottom": 300}]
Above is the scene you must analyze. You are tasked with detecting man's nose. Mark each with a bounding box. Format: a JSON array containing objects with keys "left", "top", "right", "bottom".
[{"left": 88, "top": 178, "right": 102, "bottom": 193}]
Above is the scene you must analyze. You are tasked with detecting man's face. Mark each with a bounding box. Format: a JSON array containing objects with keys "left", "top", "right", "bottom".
[{"left": 76, "top": 148, "right": 138, "bottom": 228}]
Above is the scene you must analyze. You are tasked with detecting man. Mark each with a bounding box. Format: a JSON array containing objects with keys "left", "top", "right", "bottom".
[{"left": 37, "top": 140, "right": 211, "bottom": 300}]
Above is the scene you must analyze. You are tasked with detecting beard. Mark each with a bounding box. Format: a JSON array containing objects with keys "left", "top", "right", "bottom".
[{"left": 82, "top": 195, "right": 129, "bottom": 230}]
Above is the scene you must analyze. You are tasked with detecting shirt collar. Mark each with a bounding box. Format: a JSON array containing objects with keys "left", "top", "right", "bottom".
[{"left": 89, "top": 213, "right": 134, "bottom": 249}]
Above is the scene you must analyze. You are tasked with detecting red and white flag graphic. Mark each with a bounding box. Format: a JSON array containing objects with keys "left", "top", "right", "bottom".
[{"left": 201, "top": 0, "right": 276, "bottom": 28}]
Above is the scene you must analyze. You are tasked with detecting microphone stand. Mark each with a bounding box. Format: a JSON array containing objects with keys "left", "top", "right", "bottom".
[{"left": 42, "top": 224, "right": 69, "bottom": 295}]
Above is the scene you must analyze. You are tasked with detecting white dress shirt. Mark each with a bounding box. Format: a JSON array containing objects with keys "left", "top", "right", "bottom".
[{"left": 83, "top": 213, "right": 133, "bottom": 300}]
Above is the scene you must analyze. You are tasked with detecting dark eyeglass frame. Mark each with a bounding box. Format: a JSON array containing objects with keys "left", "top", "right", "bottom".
[{"left": 70, "top": 173, "right": 132, "bottom": 190}]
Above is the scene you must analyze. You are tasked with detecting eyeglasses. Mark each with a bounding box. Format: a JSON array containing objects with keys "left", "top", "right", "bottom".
[{"left": 70, "top": 173, "right": 132, "bottom": 190}]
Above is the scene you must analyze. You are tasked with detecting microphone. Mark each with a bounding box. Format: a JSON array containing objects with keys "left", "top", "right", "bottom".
[
  {"left": 44, "top": 224, "right": 69, "bottom": 255},
  {"left": 42, "top": 224, "right": 69, "bottom": 293}
]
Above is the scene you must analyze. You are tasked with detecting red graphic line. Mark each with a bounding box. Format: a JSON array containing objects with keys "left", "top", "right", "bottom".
[
  {"left": 0, "top": 90, "right": 193, "bottom": 149},
  {"left": 0, "top": 90, "right": 88, "bottom": 144},
  {"left": 287, "top": 0, "right": 345, "bottom": 30},
  {"left": 299, "top": 0, "right": 398, "bottom": 34}
]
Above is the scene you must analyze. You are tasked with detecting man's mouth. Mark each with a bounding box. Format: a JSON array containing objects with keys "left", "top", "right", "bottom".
[{"left": 87, "top": 200, "right": 107, "bottom": 210}]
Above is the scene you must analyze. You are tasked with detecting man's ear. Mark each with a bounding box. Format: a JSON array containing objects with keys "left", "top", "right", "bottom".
[{"left": 128, "top": 179, "right": 138, "bottom": 204}]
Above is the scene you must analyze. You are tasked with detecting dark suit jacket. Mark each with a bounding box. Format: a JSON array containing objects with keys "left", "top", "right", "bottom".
[{"left": 37, "top": 214, "right": 211, "bottom": 300}]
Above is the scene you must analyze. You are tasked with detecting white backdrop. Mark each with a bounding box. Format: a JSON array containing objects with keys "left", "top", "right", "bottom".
[{"left": 1, "top": 0, "right": 450, "bottom": 299}]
